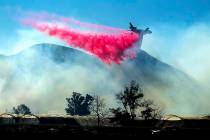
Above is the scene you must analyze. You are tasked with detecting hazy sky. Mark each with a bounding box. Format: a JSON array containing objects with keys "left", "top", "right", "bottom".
[{"left": 0, "top": 0, "right": 210, "bottom": 81}]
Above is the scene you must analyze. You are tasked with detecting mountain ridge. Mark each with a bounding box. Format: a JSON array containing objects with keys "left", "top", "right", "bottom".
[{"left": 0, "top": 43, "right": 204, "bottom": 115}]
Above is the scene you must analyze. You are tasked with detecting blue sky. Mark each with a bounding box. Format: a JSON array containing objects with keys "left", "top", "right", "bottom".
[
  {"left": 0, "top": 0, "right": 209, "bottom": 45},
  {"left": 0, "top": 0, "right": 210, "bottom": 30},
  {"left": 0, "top": 0, "right": 210, "bottom": 81}
]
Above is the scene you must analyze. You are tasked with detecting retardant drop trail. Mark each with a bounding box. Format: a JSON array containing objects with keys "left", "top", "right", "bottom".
[{"left": 23, "top": 16, "right": 141, "bottom": 65}]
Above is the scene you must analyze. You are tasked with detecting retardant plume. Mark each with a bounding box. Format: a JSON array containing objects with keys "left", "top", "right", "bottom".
[{"left": 22, "top": 17, "right": 140, "bottom": 65}]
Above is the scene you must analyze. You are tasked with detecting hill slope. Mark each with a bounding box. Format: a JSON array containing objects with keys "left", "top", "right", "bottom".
[{"left": 0, "top": 43, "right": 206, "bottom": 115}]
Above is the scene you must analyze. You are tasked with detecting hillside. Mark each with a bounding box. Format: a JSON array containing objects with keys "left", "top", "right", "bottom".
[{"left": 0, "top": 43, "right": 205, "bottom": 115}]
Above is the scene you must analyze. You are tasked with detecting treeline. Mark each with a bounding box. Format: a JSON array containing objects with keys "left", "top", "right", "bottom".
[{"left": 10, "top": 80, "right": 163, "bottom": 126}]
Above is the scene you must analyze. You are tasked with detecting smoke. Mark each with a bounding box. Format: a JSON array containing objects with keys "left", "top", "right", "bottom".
[
  {"left": 141, "top": 22, "right": 210, "bottom": 116},
  {"left": 0, "top": 47, "right": 121, "bottom": 114},
  {"left": 0, "top": 38, "right": 208, "bottom": 116},
  {"left": 143, "top": 22, "right": 210, "bottom": 84},
  {"left": 22, "top": 14, "right": 140, "bottom": 65},
  {"left": 1, "top": 12, "right": 210, "bottom": 116}
]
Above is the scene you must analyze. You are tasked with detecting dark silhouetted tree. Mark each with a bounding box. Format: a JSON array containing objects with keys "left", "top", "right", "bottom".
[
  {"left": 13, "top": 104, "right": 32, "bottom": 115},
  {"left": 111, "top": 80, "right": 163, "bottom": 122},
  {"left": 110, "top": 107, "right": 131, "bottom": 123},
  {"left": 115, "top": 80, "right": 144, "bottom": 119},
  {"left": 65, "top": 92, "right": 94, "bottom": 116},
  {"left": 141, "top": 99, "right": 163, "bottom": 120},
  {"left": 90, "top": 95, "right": 108, "bottom": 127}
]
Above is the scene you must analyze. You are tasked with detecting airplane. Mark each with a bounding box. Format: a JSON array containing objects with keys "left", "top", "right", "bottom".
[
  {"left": 129, "top": 22, "right": 152, "bottom": 35},
  {"left": 128, "top": 22, "right": 152, "bottom": 51}
]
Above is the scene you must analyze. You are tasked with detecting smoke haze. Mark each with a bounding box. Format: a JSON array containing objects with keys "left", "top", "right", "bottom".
[{"left": 0, "top": 18, "right": 210, "bottom": 116}]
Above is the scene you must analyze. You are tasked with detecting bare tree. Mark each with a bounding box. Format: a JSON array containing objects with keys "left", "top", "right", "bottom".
[{"left": 91, "top": 95, "right": 108, "bottom": 127}]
